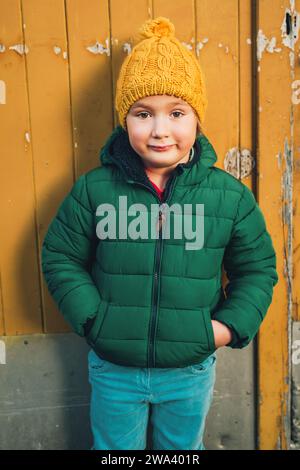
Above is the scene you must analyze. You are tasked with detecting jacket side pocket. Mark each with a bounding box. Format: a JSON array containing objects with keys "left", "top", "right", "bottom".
[
  {"left": 86, "top": 299, "right": 109, "bottom": 347},
  {"left": 203, "top": 308, "right": 216, "bottom": 352}
]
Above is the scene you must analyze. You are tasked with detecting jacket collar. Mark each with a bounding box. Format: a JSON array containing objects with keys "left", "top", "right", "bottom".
[{"left": 99, "top": 125, "right": 217, "bottom": 187}]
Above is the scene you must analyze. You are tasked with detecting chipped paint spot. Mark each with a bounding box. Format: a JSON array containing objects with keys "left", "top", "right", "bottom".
[
  {"left": 74, "top": 142, "right": 78, "bottom": 148},
  {"left": 217, "top": 43, "right": 232, "bottom": 56},
  {"left": 276, "top": 152, "right": 282, "bottom": 169},
  {"left": 0, "top": 80, "right": 6, "bottom": 104},
  {"left": 86, "top": 39, "right": 110, "bottom": 56},
  {"left": 281, "top": 6, "right": 300, "bottom": 50},
  {"left": 9, "top": 44, "right": 29, "bottom": 55},
  {"left": 224, "top": 147, "right": 255, "bottom": 179},
  {"left": 53, "top": 47, "right": 67, "bottom": 59},
  {"left": 123, "top": 42, "right": 132, "bottom": 54},
  {"left": 182, "top": 42, "right": 193, "bottom": 51},
  {"left": 281, "top": 136, "right": 293, "bottom": 369},
  {"left": 257, "top": 29, "right": 281, "bottom": 61},
  {"left": 247, "top": 38, "right": 252, "bottom": 45},
  {"left": 196, "top": 38, "right": 208, "bottom": 56},
  {"left": 25, "top": 132, "right": 30, "bottom": 143},
  {"left": 0, "top": 44, "right": 5, "bottom": 53},
  {"left": 259, "top": 106, "right": 263, "bottom": 112},
  {"left": 292, "top": 80, "right": 300, "bottom": 104}
]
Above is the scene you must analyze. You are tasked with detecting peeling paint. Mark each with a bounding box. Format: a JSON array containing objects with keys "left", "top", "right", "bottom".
[
  {"left": 257, "top": 30, "right": 281, "bottom": 61},
  {"left": 247, "top": 38, "right": 252, "bottom": 45},
  {"left": 218, "top": 43, "right": 231, "bottom": 55},
  {"left": 292, "top": 80, "right": 300, "bottom": 104},
  {"left": 282, "top": 138, "right": 293, "bottom": 227},
  {"left": 182, "top": 42, "right": 193, "bottom": 51},
  {"left": 196, "top": 38, "right": 208, "bottom": 56},
  {"left": 289, "top": 51, "right": 295, "bottom": 68},
  {"left": 0, "top": 44, "right": 5, "bottom": 53},
  {"left": 0, "top": 80, "right": 6, "bottom": 105},
  {"left": 123, "top": 42, "right": 132, "bottom": 54},
  {"left": 9, "top": 44, "right": 29, "bottom": 55},
  {"left": 281, "top": 6, "right": 300, "bottom": 50},
  {"left": 25, "top": 132, "right": 30, "bottom": 143},
  {"left": 224, "top": 147, "right": 255, "bottom": 179},
  {"left": 86, "top": 38, "right": 110, "bottom": 56},
  {"left": 276, "top": 152, "right": 282, "bottom": 170},
  {"left": 53, "top": 46, "right": 68, "bottom": 60},
  {"left": 281, "top": 136, "right": 293, "bottom": 441}
]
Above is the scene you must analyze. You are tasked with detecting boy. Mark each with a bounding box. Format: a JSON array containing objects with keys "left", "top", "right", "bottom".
[{"left": 41, "top": 17, "right": 278, "bottom": 450}]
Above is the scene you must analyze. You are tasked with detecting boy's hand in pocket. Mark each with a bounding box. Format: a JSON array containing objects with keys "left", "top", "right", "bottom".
[{"left": 211, "top": 320, "right": 233, "bottom": 348}]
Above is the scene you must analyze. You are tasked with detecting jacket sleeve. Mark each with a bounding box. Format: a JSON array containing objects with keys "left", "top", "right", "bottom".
[
  {"left": 41, "top": 173, "right": 100, "bottom": 337},
  {"left": 212, "top": 184, "right": 279, "bottom": 349}
]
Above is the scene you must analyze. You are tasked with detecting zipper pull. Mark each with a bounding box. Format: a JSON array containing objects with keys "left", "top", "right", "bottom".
[{"left": 157, "top": 209, "right": 163, "bottom": 233}]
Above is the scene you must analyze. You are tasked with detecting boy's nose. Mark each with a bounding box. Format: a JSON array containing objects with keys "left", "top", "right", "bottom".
[{"left": 151, "top": 117, "right": 170, "bottom": 138}]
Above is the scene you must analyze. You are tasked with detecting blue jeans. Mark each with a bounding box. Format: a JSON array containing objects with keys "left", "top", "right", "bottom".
[{"left": 88, "top": 348, "right": 216, "bottom": 450}]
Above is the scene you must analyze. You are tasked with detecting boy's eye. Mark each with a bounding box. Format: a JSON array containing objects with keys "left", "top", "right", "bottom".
[
  {"left": 137, "top": 112, "right": 150, "bottom": 119},
  {"left": 172, "top": 111, "right": 184, "bottom": 118}
]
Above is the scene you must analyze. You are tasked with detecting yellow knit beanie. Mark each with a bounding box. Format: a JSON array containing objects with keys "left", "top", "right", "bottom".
[{"left": 115, "top": 17, "right": 208, "bottom": 130}]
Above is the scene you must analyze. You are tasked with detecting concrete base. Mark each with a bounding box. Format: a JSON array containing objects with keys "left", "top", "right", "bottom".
[{"left": 0, "top": 334, "right": 255, "bottom": 450}]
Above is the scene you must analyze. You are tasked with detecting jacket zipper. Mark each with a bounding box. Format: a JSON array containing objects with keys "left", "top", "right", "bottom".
[
  {"left": 148, "top": 175, "right": 177, "bottom": 367},
  {"left": 126, "top": 174, "right": 178, "bottom": 367}
]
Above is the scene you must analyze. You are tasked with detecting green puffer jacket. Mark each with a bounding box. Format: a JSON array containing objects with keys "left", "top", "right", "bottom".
[{"left": 41, "top": 125, "right": 278, "bottom": 368}]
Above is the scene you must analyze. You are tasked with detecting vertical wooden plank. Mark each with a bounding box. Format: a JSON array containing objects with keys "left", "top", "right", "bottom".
[
  {"left": 22, "top": 0, "right": 74, "bottom": 333},
  {"left": 152, "top": 0, "right": 195, "bottom": 41},
  {"left": 110, "top": 0, "right": 152, "bottom": 128},
  {"left": 195, "top": 0, "right": 239, "bottom": 168},
  {"left": 195, "top": 0, "right": 240, "bottom": 368},
  {"left": 65, "top": 0, "right": 112, "bottom": 178},
  {"left": 257, "top": 0, "right": 293, "bottom": 450},
  {"left": 0, "top": 0, "right": 42, "bottom": 335},
  {"left": 293, "top": 1, "right": 300, "bottom": 326}
]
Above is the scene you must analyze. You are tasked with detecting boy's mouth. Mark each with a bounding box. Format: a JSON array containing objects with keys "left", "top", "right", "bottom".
[{"left": 148, "top": 145, "right": 174, "bottom": 152}]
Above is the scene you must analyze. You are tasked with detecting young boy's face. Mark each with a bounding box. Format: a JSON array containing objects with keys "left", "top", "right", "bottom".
[{"left": 126, "top": 95, "right": 198, "bottom": 171}]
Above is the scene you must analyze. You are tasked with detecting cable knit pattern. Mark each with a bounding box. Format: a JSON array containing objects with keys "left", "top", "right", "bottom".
[{"left": 115, "top": 17, "right": 208, "bottom": 128}]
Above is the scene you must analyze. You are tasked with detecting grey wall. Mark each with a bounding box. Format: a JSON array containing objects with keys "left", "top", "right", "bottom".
[{"left": 0, "top": 334, "right": 255, "bottom": 450}]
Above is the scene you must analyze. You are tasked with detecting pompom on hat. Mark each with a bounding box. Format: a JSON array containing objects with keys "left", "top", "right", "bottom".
[{"left": 115, "top": 17, "right": 208, "bottom": 130}]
